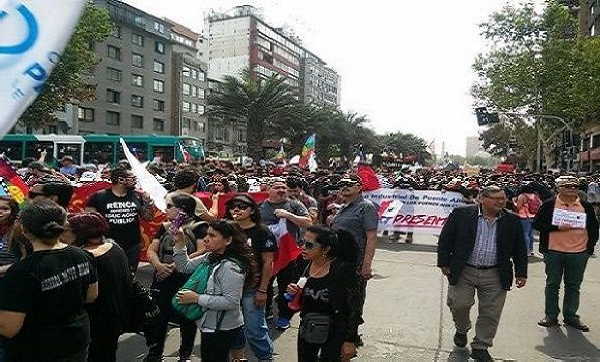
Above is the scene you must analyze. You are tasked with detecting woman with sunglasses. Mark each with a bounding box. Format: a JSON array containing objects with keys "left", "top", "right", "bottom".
[
  {"left": 287, "top": 226, "right": 362, "bottom": 362},
  {"left": 145, "top": 194, "right": 207, "bottom": 362},
  {"left": 224, "top": 195, "right": 277, "bottom": 362},
  {"left": 173, "top": 220, "right": 256, "bottom": 362}
]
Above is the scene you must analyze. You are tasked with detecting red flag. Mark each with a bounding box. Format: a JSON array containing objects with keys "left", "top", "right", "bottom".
[
  {"left": 267, "top": 219, "right": 302, "bottom": 275},
  {"left": 357, "top": 164, "right": 381, "bottom": 191},
  {"left": 0, "top": 156, "right": 29, "bottom": 202}
]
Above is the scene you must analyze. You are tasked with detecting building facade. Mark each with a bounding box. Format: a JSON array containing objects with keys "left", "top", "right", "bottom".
[
  {"left": 465, "top": 136, "right": 489, "bottom": 158},
  {"left": 77, "top": 0, "right": 173, "bottom": 136},
  {"left": 301, "top": 55, "right": 340, "bottom": 107}
]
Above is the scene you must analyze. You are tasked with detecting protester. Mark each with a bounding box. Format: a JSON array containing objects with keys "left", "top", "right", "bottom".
[
  {"left": 145, "top": 194, "right": 206, "bottom": 362},
  {"left": 533, "top": 176, "right": 598, "bottom": 332},
  {"left": 173, "top": 220, "right": 256, "bottom": 362},
  {"left": 86, "top": 167, "right": 155, "bottom": 272},
  {"left": 0, "top": 200, "right": 98, "bottom": 361},
  {"left": 225, "top": 194, "right": 277, "bottom": 362},
  {"left": 65, "top": 212, "right": 132, "bottom": 362},
  {"left": 59, "top": 156, "right": 78, "bottom": 177},
  {"left": 259, "top": 178, "right": 312, "bottom": 330},
  {"left": 438, "top": 185, "right": 527, "bottom": 361},
  {"left": 165, "top": 167, "right": 217, "bottom": 221},
  {"left": 28, "top": 174, "right": 75, "bottom": 209},
  {"left": 515, "top": 184, "right": 542, "bottom": 256},
  {"left": 287, "top": 226, "right": 361, "bottom": 362},
  {"left": 0, "top": 196, "right": 18, "bottom": 276}
]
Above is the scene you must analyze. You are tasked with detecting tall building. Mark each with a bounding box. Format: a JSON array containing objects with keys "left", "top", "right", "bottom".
[
  {"left": 206, "top": 5, "right": 340, "bottom": 107},
  {"left": 164, "top": 18, "right": 209, "bottom": 143},
  {"left": 466, "top": 136, "right": 489, "bottom": 158},
  {"left": 77, "top": 0, "right": 173, "bottom": 136}
]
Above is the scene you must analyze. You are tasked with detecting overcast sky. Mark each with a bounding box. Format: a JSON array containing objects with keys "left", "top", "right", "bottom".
[{"left": 125, "top": 0, "right": 514, "bottom": 156}]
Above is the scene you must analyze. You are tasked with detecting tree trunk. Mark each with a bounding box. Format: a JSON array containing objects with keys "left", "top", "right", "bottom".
[{"left": 246, "top": 117, "right": 265, "bottom": 161}]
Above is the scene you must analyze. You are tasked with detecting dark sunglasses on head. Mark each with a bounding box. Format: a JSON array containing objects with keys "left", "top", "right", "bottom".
[{"left": 301, "top": 241, "right": 320, "bottom": 250}]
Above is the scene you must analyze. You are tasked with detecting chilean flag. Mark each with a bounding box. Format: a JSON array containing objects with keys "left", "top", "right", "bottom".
[
  {"left": 267, "top": 219, "right": 302, "bottom": 275},
  {"left": 179, "top": 143, "right": 191, "bottom": 162}
]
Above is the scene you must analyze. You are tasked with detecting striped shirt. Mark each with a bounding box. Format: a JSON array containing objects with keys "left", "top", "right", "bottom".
[{"left": 467, "top": 210, "right": 501, "bottom": 267}]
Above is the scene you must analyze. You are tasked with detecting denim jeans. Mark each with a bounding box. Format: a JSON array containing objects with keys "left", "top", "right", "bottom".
[
  {"left": 520, "top": 218, "right": 534, "bottom": 251},
  {"left": 241, "top": 289, "right": 273, "bottom": 360}
]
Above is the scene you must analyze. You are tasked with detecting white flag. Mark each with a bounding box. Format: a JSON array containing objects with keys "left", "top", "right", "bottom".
[
  {"left": 120, "top": 138, "right": 167, "bottom": 211},
  {"left": 0, "top": 0, "right": 86, "bottom": 138}
]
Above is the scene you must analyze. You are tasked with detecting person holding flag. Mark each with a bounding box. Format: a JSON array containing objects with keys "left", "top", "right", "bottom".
[{"left": 299, "top": 134, "right": 316, "bottom": 170}]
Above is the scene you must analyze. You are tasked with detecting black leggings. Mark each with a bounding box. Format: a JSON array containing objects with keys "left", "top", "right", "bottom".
[
  {"left": 297, "top": 333, "right": 345, "bottom": 362},
  {"left": 201, "top": 327, "right": 243, "bottom": 362},
  {"left": 88, "top": 314, "right": 121, "bottom": 362}
]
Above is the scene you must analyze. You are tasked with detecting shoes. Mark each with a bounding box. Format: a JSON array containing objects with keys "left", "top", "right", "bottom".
[
  {"left": 470, "top": 349, "right": 493, "bottom": 362},
  {"left": 564, "top": 319, "right": 590, "bottom": 332},
  {"left": 453, "top": 331, "right": 467, "bottom": 348},
  {"left": 538, "top": 317, "right": 560, "bottom": 328},
  {"left": 275, "top": 317, "right": 291, "bottom": 330},
  {"left": 177, "top": 359, "right": 191, "bottom": 362},
  {"left": 528, "top": 250, "right": 535, "bottom": 256},
  {"left": 266, "top": 310, "right": 274, "bottom": 320}
]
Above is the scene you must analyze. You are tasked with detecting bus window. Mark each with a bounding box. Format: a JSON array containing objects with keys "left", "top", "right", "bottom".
[
  {"left": 25, "top": 141, "right": 54, "bottom": 163},
  {"left": 0, "top": 141, "right": 23, "bottom": 162},
  {"left": 152, "top": 146, "right": 175, "bottom": 163},
  {"left": 84, "top": 142, "right": 115, "bottom": 165},
  {"left": 117, "top": 143, "right": 147, "bottom": 162},
  {"left": 56, "top": 144, "right": 82, "bottom": 165}
]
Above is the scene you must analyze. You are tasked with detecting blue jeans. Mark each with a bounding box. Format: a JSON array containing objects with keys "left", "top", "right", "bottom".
[
  {"left": 521, "top": 218, "right": 534, "bottom": 251},
  {"left": 240, "top": 289, "right": 273, "bottom": 360}
]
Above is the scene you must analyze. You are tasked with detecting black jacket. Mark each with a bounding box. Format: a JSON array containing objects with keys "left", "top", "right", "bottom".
[
  {"left": 437, "top": 205, "right": 528, "bottom": 290},
  {"left": 532, "top": 198, "right": 599, "bottom": 255}
]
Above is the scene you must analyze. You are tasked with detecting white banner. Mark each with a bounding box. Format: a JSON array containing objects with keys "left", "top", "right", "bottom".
[
  {"left": 0, "top": 0, "right": 86, "bottom": 137},
  {"left": 120, "top": 139, "right": 167, "bottom": 211},
  {"left": 363, "top": 189, "right": 466, "bottom": 235}
]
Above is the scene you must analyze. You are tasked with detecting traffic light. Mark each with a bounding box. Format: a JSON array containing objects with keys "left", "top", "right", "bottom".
[{"left": 475, "top": 107, "right": 500, "bottom": 126}]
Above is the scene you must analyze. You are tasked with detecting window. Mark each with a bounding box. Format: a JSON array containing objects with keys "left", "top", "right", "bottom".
[
  {"left": 194, "top": 121, "right": 206, "bottom": 133},
  {"left": 132, "top": 74, "right": 143, "bottom": 87},
  {"left": 132, "top": 53, "right": 144, "bottom": 68},
  {"left": 153, "top": 99, "right": 165, "bottom": 112},
  {"left": 198, "top": 105, "right": 205, "bottom": 115},
  {"left": 198, "top": 88, "right": 205, "bottom": 99},
  {"left": 107, "top": 67, "right": 122, "bottom": 81},
  {"left": 131, "top": 115, "right": 143, "bottom": 129},
  {"left": 153, "top": 118, "right": 165, "bottom": 131},
  {"left": 112, "top": 25, "right": 121, "bottom": 38},
  {"left": 131, "top": 95, "right": 144, "bottom": 108},
  {"left": 106, "top": 111, "right": 120, "bottom": 126},
  {"left": 182, "top": 66, "right": 191, "bottom": 77},
  {"left": 155, "top": 41, "right": 165, "bottom": 54},
  {"left": 183, "top": 83, "right": 191, "bottom": 96},
  {"left": 153, "top": 79, "right": 164, "bottom": 93},
  {"left": 132, "top": 33, "right": 144, "bottom": 46},
  {"left": 191, "top": 103, "right": 197, "bottom": 113},
  {"left": 154, "top": 22, "right": 165, "bottom": 33},
  {"left": 593, "top": 134, "right": 600, "bottom": 149},
  {"left": 106, "top": 89, "right": 120, "bottom": 104},
  {"left": 183, "top": 118, "right": 191, "bottom": 129},
  {"left": 153, "top": 60, "right": 165, "bottom": 74},
  {"left": 182, "top": 101, "right": 191, "bottom": 112},
  {"left": 134, "top": 15, "right": 145, "bottom": 27},
  {"left": 191, "top": 69, "right": 198, "bottom": 79},
  {"left": 191, "top": 86, "right": 197, "bottom": 97},
  {"left": 107, "top": 45, "right": 121, "bottom": 60},
  {"left": 78, "top": 107, "right": 94, "bottom": 122},
  {"left": 198, "top": 71, "right": 206, "bottom": 81}
]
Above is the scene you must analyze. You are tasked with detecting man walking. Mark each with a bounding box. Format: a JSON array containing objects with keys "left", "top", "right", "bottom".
[
  {"left": 534, "top": 176, "right": 598, "bottom": 331},
  {"left": 438, "top": 185, "right": 527, "bottom": 361}
]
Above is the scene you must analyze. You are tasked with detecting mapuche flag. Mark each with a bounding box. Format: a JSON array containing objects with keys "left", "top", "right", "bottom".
[
  {"left": 0, "top": 155, "right": 28, "bottom": 205},
  {"left": 299, "top": 134, "right": 316, "bottom": 169}
]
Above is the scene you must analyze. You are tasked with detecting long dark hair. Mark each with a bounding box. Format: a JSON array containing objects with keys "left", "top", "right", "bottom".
[
  {"left": 20, "top": 199, "right": 66, "bottom": 246},
  {"left": 306, "top": 225, "right": 359, "bottom": 265},
  {"left": 208, "top": 220, "right": 257, "bottom": 288},
  {"left": 0, "top": 195, "right": 20, "bottom": 225}
]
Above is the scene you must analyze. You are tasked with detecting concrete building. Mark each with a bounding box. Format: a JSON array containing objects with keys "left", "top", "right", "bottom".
[
  {"left": 77, "top": 0, "right": 173, "bottom": 136},
  {"left": 465, "top": 136, "right": 489, "bottom": 158},
  {"left": 205, "top": 5, "right": 340, "bottom": 106},
  {"left": 165, "top": 18, "right": 209, "bottom": 143}
]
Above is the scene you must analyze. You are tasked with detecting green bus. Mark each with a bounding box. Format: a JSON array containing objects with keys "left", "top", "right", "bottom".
[{"left": 0, "top": 134, "right": 205, "bottom": 166}]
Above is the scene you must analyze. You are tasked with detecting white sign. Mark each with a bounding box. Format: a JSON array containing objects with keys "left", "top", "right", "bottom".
[
  {"left": 0, "top": 0, "right": 86, "bottom": 138},
  {"left": 552, "top": 208, "right": 586, "bottom": 229},
  {"left": 364, "top": 189, "right": 466, "bottom": 234}
]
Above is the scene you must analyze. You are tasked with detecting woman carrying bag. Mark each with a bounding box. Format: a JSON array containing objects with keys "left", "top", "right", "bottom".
[
  {"left": 287, "top": 225, "right": 362, "bottom": 362},
  {"left": 172, "top": 220, "right": 256, "bottom": 362}
]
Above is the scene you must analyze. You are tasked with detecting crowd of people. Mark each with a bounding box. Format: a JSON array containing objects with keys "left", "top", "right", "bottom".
[{"left": 0, "top": 153, "right": 597, "bottom": 361}]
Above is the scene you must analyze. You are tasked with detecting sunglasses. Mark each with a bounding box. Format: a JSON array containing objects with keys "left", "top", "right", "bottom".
[
  {"left": 337, "top": 182, "right": 358, "bottom": 189},
  {"left": 230, "top": 202, "right": 251, "bottom": 210},
  {"left": 301, "top": 241, "right": 320, "bottom": 250}
]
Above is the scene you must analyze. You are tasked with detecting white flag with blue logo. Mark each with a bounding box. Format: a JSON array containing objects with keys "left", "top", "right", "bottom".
[{"left": 0, "top": 0, "right": 86, "bottom": 137}]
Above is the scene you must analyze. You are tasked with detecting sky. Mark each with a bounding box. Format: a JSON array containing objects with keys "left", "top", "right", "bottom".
[{"left": 125, "top": 0, "right": 515, "bottom": 156}]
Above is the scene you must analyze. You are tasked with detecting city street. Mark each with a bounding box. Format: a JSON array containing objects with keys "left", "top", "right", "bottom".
[{"left": 116, "top": 234, "right": 600, "bottom": 361}]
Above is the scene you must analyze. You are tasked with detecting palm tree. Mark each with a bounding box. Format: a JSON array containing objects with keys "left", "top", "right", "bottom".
[{"left": 207, "top": 70, "right": 302, "bottom": 160}]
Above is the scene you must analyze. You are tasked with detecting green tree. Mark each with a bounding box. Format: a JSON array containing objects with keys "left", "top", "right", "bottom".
[
  {"left": 207, "top": 71, "right": 302, "bottom": 160},
  {"left": 18, "top": 4, "right": 113, "bottom": 130},
  {"left": 378, "top": 132, "right": 431, "bottom": 164}
]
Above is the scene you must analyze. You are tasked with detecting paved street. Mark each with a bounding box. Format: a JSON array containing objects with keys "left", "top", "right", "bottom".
[{"left": 117, "top": 234, "right": 600, "bottom": 361}]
